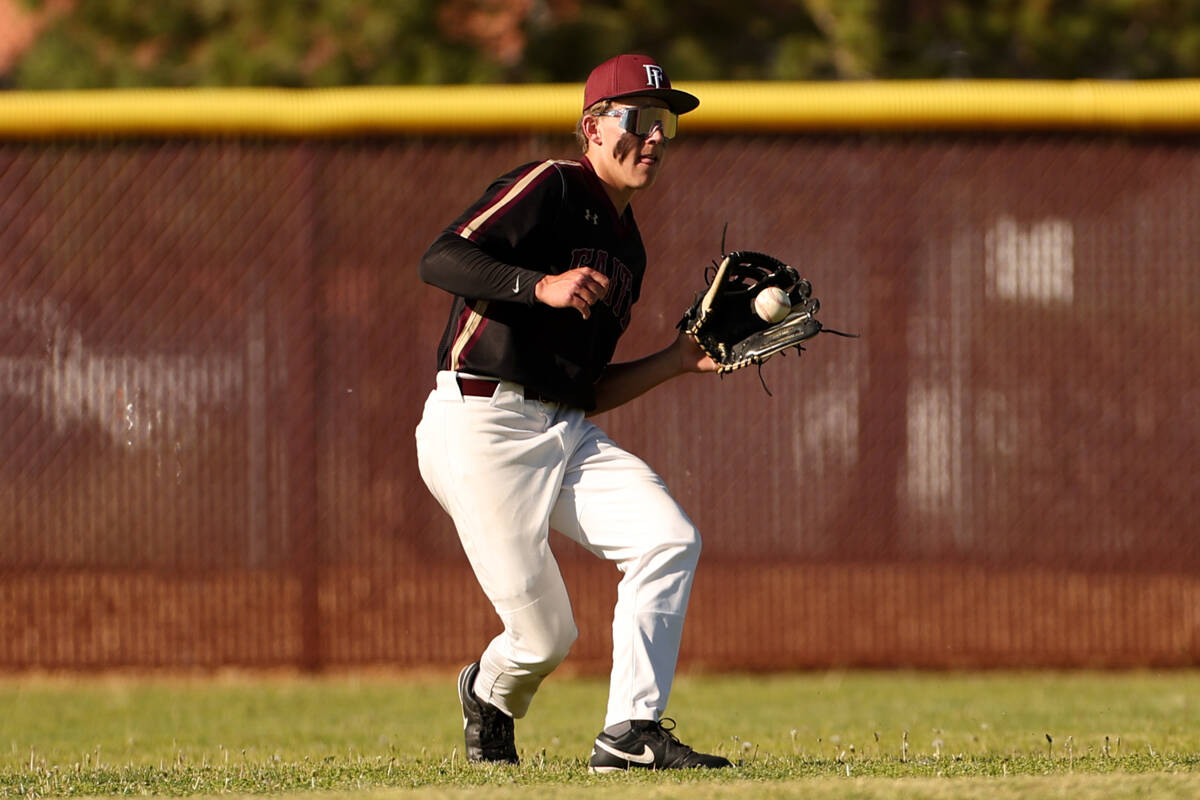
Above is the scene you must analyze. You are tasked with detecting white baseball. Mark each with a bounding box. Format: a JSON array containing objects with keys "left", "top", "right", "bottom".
[{"left": 753, "top": 286, "right": 791, "bottom": 323}]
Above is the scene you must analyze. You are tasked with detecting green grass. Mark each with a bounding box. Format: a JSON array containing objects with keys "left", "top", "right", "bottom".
[{"left": 2, "top": 670, "right": 1198, "bottom": 798}]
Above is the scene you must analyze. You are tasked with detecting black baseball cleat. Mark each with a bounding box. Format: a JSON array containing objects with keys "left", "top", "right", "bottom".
[
  {"left": 588, "top": 718, "right": 733, "bottom": 773},
  {"left": 457, "top": 662, "right": 518, "bottom": 764}
]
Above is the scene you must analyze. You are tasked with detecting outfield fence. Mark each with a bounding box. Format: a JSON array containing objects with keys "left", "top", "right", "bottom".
[{"left": 1, "top": 83, "right": 1198, "bottom": 671}]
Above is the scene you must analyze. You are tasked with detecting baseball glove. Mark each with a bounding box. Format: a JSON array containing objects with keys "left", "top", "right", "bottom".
[{"left": 678, "top": 249, "right": 855, "bottom": 375}]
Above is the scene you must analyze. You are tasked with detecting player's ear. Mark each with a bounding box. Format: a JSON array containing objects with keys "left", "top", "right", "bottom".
[{"left": 581, "top": 114, "right": 603, "bottom": 147}]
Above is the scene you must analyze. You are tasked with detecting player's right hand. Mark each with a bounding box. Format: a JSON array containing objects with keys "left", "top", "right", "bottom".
[{"left": 534, "top": 267, "right": 610, "bottom": 319}]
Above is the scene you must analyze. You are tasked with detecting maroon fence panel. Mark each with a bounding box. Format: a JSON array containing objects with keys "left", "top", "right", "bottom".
[{"left": 1, "top": 133, "right": 1197, "bottom": 671}]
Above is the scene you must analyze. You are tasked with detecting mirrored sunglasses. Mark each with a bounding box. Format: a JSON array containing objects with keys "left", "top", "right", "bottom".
[{"left": 596, "top": 106, "right": 679, "bottom": 140}]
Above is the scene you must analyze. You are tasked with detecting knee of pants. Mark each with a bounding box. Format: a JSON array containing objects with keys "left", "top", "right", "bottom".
[
  {"left": 623, "top": 523, "right": 702, "bottom": 603},
  {"left": 501, "top": 592, "right": 580, "bottom": 671},
  {"left": 522, "top": 619, "right": 578, "bottom": 674},
  {"left": 653, "top": 523, "right": 702, "bottom": 573},
  {"left": 544, "top": 620, "right": 579, "bottom": 668}
]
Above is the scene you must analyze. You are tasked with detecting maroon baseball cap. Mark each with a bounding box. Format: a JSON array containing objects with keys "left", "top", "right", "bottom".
[{"left": 582, "top": 54, "right": 699, "bottom": 114}]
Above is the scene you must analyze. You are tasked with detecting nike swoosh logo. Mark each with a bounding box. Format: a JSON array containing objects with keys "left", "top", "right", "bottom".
[
  {"left": 594, "top": 740, "right": 656, "bottom": 765},
  {"left": 512, "top": 276, "right": 521, "bottom": 294}
]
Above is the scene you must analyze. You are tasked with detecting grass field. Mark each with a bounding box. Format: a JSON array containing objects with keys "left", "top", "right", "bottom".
[{"left": 3, "top": 670, "right": 1198, "bottom": 798}]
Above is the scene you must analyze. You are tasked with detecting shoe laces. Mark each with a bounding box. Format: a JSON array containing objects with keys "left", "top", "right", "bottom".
[
  {"left": 479, "top": 702, "right": 511, "bottom": 735},
  {"left": 646, "top": 718, "right": 694, "bottom": 754}
]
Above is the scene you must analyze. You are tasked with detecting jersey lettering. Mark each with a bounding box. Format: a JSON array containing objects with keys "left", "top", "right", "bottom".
[
  {"left": 570, "top": 248, "right": 635, "bottom": 329},
  {"left": 591, "top": 249, "right": 609, "bottom": 274},
  {"left": 570, "top": 248, "right": 594, "bottom": 270}
]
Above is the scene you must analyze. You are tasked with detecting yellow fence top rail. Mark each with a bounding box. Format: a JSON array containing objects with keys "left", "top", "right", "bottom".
[{"left": 2, "top": 80, "right": 1199, "bottom": 138}]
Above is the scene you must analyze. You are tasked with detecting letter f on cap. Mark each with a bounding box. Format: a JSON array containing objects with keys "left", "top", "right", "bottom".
[{"left": 582, "top": 54, "right": 700, "bottom": 114}]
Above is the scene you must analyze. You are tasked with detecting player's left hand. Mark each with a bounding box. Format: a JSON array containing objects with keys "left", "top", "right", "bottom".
[{"left": 674, "top": 331, "right": 719, "bottom": 374}]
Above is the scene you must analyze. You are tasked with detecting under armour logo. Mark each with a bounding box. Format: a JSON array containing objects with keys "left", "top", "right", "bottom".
[
  {"left": 584, "top": 209, "right": 598, "bottom": 225},
  {"left": 643, "top": 65, "right": 665, "bottom": 88}
]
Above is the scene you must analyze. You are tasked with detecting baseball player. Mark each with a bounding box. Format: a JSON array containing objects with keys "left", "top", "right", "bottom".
[{"left": 414, "top": 53, "right": 731, "bottom": 772}]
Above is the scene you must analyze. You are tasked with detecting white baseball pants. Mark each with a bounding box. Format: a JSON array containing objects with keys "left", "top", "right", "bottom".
[{"left": 415, "top": 371, "right": 701, "bottom": 727}]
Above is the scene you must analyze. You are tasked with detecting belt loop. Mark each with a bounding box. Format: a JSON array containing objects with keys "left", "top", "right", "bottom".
[{"left": 436, "top": 370, "right": 462, "bottom": 399}]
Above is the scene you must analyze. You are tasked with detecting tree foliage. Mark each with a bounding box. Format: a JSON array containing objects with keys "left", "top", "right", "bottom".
[
  {"left": 7, "top": 0, "right": 1200, "bottom": 89},
  {"left": 9, "top": 0, "right": 502, "bottom": 88}
]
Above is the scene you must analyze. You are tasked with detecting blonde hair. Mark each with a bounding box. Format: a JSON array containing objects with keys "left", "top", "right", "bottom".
[{"left": 576, "top": 99, "right": 615, "bottom": 153}]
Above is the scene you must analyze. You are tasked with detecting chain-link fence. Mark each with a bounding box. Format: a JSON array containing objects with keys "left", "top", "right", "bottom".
[{"left": 2, "top": 131, "right": 1197, "bottom": 670}]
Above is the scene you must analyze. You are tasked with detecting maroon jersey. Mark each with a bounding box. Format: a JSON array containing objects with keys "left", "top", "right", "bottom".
[{"left": 420, "top": 157, "right": 646, "bottom": 410}]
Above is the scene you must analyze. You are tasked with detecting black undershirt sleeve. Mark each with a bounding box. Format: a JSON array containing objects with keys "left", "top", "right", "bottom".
[{"left": 419, "top": 232, "right": 544, "bottom": 305}]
